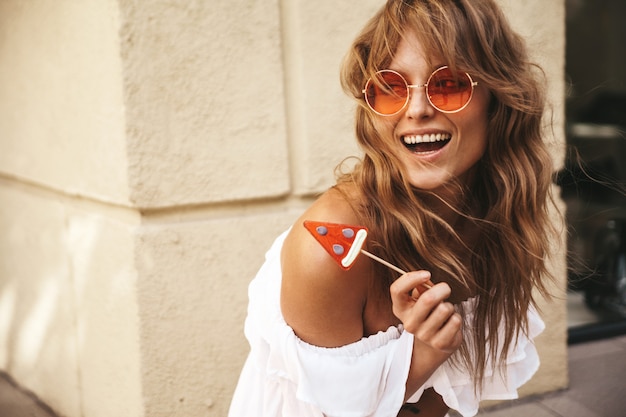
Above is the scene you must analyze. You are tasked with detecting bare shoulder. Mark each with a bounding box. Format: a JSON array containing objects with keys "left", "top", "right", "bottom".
[{"left": 281, "top": 186, "right": 371, "bottom": 347}]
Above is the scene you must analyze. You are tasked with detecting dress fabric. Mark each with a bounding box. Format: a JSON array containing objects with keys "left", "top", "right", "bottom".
[{"left": 228, "top": 230, "right": 545, "bottom": 417}]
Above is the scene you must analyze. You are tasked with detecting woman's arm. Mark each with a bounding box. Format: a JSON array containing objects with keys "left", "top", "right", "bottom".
[
  {"left": 280, "top": 190, "right": 371, "bottom": 347},
  {"left": 398, "top": 389, "right": 449, "bottom": 417},
  {"left": 390, "top": 271, "right": 463, "bottom": 398}
]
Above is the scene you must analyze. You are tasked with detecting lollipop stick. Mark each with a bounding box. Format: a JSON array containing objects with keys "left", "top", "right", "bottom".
[
  {"left": 359, "top": 249, "right": 432, "bottom": 289},
  {"left": 360, "top": 249, "right": 406, "bottom": 274}
]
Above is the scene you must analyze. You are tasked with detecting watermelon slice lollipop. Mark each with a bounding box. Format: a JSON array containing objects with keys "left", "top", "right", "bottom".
[
  {"left": 303, "top": 220, "right": 369, "bottom": 270},
  {"left": 303, "top": 220, "right": 419, "bottom": 278}
]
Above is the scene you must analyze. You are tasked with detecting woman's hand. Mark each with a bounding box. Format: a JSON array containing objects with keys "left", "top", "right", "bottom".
[{"left": 390, "top": 271, "right": 463, "bottom": 398}]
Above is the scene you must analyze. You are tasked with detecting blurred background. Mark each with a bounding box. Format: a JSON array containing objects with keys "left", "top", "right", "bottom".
[{"left": 561, "top": 0, "right": 626, "bottom": 343}]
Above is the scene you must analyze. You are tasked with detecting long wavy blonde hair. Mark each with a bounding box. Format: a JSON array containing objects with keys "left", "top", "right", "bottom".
[{"left": 338, "top": 0, "right": 557, "bottom": 390}]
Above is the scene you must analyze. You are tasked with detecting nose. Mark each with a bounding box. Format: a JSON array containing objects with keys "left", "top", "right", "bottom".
[{"left": 405, "top": 84, "right": 435, "bottom": 119}]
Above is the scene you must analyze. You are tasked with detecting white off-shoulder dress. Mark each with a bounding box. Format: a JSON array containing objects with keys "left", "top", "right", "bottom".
[{"left": 228, "top": 230, "right": 545, "bottom": 417}]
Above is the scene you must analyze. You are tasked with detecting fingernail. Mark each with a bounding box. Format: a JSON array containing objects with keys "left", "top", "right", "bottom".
[{"left": 416, "top": 270, "right": 431, "bottom": 280}]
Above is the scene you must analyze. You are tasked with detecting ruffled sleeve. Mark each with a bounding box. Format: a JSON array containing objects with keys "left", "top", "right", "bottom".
[
  {"left": 406, "top": 299, "right": 546, "bottom": 417},
  {"left": 241, "top": 231, "right": 415, "bottom": 417},
  {"left": 269, "top": 323, "right": 414, "bottom": 417}
]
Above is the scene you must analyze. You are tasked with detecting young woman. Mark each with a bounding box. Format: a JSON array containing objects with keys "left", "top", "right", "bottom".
[{"left": 229, "top": 1, "right": 556, "bottom": 416}]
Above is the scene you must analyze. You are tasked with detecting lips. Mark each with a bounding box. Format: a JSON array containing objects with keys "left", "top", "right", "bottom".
[{"left": 402, "top": 133, "right": 451, "bottom": 154}]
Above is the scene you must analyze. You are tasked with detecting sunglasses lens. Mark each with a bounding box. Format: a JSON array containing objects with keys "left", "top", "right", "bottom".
[
  {"left": 427, "top": 67, "right": 473, "bottom": 112},
  {"left": 365, "top": 71, "right": 408, "bottom": 115}
]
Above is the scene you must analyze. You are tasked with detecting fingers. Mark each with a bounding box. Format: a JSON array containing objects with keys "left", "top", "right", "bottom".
[
  {"left": 414, "top": 303, "right": 463, "bottom": 353},
  {"left": 390, "top": 271, "right": 432, "bottom": 298},
  {"left": 391, "top": 274, "right": 451, "bottom": 326},
  {"left": 391, "top": 271, "right": 437, "bottom": 305},
  {"left": 390, "top": 271, "right": 450, "bottom": 314},
  {"left": 390, "top": 271, "right": 462, "bottom": 353}
]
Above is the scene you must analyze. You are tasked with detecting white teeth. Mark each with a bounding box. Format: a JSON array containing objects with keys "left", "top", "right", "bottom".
[{"left": 403, "top": 133, "right": 451, "bottom": 145}]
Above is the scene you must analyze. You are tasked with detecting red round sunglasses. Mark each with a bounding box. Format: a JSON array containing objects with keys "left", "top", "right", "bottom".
[{"left": 362, "top": 66, "right": 478, "bottom": 115}]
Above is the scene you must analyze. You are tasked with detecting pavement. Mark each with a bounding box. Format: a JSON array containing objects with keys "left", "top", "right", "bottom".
[
  {"left": 0, "top": 372, "right": 57, "bottom": 417},
  {"left": 1, "top": 335, "right": 625, "bottom": 417},
  {"left": 477, "top": 333, "right": 626, "bottom": 417}
]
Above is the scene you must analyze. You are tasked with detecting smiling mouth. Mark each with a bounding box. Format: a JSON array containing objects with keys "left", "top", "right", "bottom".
[{"left": 402, "top": 133, "right": 451, "bottom": 154}]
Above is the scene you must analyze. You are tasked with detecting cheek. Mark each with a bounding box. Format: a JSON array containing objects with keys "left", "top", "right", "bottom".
[
  {"left": 466, "top": 119, "right": 489, "bottom": 160},
  {"left": 462, "top": 92, "right": 490, "bottom": 149},
  {"left": 373, "top": 116, "right": 398, "bottom": 135},
  {"left": 372, "top": 117, "right": 400, "bottom": 147},
  {"left": 360, "top": 116, "right": 399, "bottom": 159}
]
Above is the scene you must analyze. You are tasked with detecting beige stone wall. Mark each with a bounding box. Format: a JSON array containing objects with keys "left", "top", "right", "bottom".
[{"left": 0, "top": 1, "right": 566, "bottom": 417}]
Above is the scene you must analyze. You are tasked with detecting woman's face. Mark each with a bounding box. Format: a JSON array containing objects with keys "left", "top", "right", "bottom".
[{"left": 375, "top": 34, "right": 490, "bottom": 193}]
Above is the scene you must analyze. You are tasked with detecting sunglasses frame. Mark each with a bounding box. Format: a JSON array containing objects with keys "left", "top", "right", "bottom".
[{"left": 362, "top": 66, "right": 478, "bottom": 116}]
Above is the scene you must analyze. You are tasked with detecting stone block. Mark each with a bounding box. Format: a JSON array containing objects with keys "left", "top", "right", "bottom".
[
  {"left": 281, "top": 0, "right": 381, "bottom": 195},
  {"left": 134, "top": 209, "right": 302, "bottom": 416},
  {"left": 0, "top": 0, "right": 130, "bottom": 205},
  {"left": 119, "top": 0, "right": 291, "bottom": 207},
  {"left": 0, "top": 181, "right": 143, "bottom": 417}
]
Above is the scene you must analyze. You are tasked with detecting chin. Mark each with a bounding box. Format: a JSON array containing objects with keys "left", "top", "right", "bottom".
[
  {"left": 408, "top": 180, "right": 449, "bottom": 192},
  {"left": 406, "top": 172, "right": 453, "bottom": 191}
]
